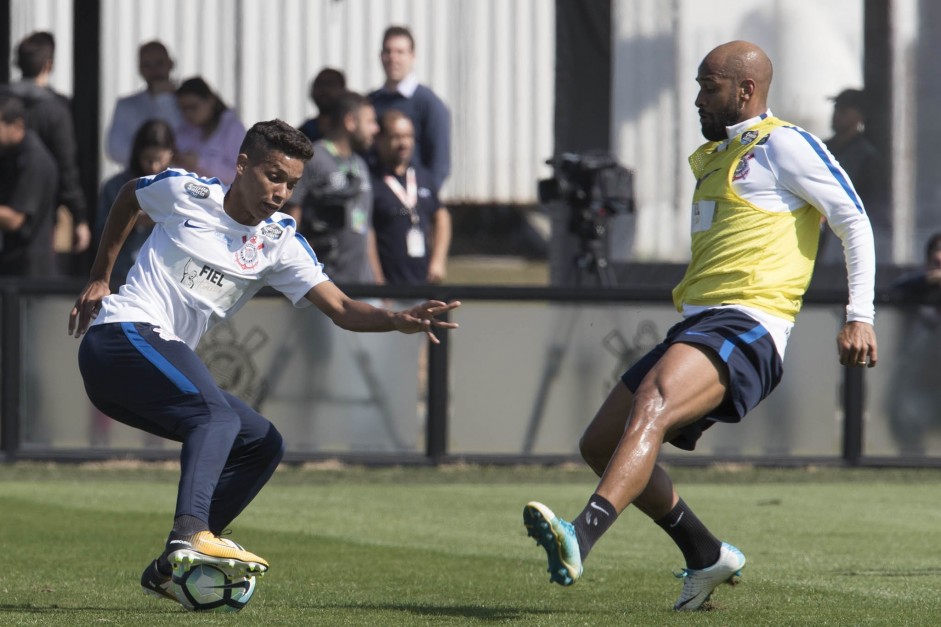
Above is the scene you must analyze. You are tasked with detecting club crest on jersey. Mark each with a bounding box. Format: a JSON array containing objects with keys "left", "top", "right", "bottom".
[
  {"left": 260, "top": 224, "right": 284, "bottom": 241},
  {"left": 733, "top": 152, "right": 755, "bottom": 181},
  {"left": 235, "top": 235, "right": 265, "bottom": 269},
  {"left": 741, "top": 130, "right": 759, "bottom": 145},
  {"left": 184, "top": 181, "right": 210, "bottom": 199}
]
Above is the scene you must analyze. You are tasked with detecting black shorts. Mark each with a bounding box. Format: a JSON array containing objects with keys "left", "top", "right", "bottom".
[{"left": 620, "top": 308, "right": 784, "bottom": 451}]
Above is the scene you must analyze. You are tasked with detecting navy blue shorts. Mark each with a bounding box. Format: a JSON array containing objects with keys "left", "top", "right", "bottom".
[
  {"left": 78, "top": 321, "right": 284, "bottom": 527},
  {"left": 621, "top": 308, "right": 783, "bottom": 451}
]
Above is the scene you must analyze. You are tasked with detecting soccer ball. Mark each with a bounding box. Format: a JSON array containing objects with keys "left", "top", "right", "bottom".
[{"left": 171, "top": 563, "right": 256, "bottom": 612}]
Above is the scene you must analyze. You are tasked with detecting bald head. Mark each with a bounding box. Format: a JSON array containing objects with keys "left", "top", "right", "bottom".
[{"left": 695, "top": 41, "right": 773, "bottom": 140}]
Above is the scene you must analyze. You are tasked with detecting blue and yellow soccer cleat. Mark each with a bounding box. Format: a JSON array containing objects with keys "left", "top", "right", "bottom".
[
  {"left": 523, "top": 501, "right": 583, "bottom": 586},
  {"left": 673, "top": 542, "right": 746, "bottom": 611}
]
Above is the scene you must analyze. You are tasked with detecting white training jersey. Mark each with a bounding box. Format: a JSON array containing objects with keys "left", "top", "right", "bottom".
[
  {"left": 93, "top": 169, "right": 330, "bottom": 349},
  {"left": 723, "top": 111, "right": 876, "bottom": 325}
]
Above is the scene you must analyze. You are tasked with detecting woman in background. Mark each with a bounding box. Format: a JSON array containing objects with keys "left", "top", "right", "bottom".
[
  {"left": 174, "top": 76, "right": 245, "bottom": 184},
  {"left": 96, "top": 118, "right": 176, "bottom": 290}
]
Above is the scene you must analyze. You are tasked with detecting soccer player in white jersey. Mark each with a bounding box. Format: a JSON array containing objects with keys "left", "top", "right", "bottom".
[
  {"left": 522, "top": 41, "right": 878, "bottom": 610},
  {"left": 68, "top": 119, "right": 459, "bottom": 605}
]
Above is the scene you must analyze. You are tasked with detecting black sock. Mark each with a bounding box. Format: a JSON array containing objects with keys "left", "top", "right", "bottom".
[
  {"left": 160, "top": 515, "right": 210, "bottom": 571},
  {"left": 171, "top": 514, "right": 209, "bottom": 537},
  {"left": 654, "top": 498, "right": 721, "bottom": 569},
  {"left": 572, "top": 493, "right": 619, "bottom": 562}
]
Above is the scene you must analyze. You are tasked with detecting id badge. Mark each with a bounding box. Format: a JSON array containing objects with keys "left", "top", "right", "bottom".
[
  {"left": 350, "top": 207, "right": 367, "bottom": 234},
  {"left": 406, "top": 227, "right": 426, "bottom": 258},
  {"left": 691, "top": 200, "right": 716, "bottom": 233}
]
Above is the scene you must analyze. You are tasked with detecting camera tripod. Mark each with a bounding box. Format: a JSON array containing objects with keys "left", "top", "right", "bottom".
[{"left": 572, "top": 204, "right": 618, "bottom": 287}]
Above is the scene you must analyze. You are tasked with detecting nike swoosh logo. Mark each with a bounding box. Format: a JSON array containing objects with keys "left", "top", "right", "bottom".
[
  {"left": 695, "top": 168, "right": 721, "bottom": 190},
  {"left": 211, "top": 581, "right": 252, "bottom": 591},
  {"left": 669, "top": 511, "right": 685, "bottom": 528},
  {"left": 183, "top": 219, "right": 205, "bottom": 229},
  {"left": 675, "top": 595, "right": 699, "bottom": 609},
  {"left": 589, "top": 501, "right": 609, "bottom": 515}
]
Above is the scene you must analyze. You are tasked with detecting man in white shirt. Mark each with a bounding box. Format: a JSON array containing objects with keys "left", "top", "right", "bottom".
[
  {"left": 105, "top": 41, "right": 183, "bottom": 167},
  {"left": 69, "top": 119, "right": 459, "bottom": 608},
  {"left": 523, "top": 40, "right": 878, "bottom": 611}
]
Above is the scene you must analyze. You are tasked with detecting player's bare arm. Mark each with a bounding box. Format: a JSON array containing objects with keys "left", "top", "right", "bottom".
[
  {"left": 304, "top": 280, "right": 459, "bottom": 343},
  {"left": 68, "top": 180, "right": 143, "bottom": 338},
  {"left": 837, "top": 321, "right": 878, "bottom": 368}
]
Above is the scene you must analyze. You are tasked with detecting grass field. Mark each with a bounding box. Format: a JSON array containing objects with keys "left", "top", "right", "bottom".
[{"left": 1, "top": 463, "right": 940, "bottom": 626}]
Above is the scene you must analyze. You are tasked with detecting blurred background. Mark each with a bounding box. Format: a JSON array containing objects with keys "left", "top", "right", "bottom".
[{"left": 3, "top": 0, "right": 940, "bottom": 465}]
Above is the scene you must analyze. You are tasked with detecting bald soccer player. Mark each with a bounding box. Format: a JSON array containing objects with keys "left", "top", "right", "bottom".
[{"left": 522, "top": 40, "right": 877, "bottom": 611}]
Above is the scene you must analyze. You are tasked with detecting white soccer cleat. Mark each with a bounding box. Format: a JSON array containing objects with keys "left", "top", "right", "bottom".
[{"left": 673, "top": 542, "right": 745, "bottom": 611}]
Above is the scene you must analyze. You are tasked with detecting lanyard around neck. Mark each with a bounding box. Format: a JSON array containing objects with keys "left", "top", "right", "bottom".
[
  {"left": 383, "top": 168, "right": 419, "bottom": 224},
  {"left": 322, "top": 140, "right": 359, "bottom": 175}
]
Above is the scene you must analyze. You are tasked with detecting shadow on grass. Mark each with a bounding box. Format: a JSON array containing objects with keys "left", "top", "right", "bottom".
[
  {"left": 0, "top": 604, "right": 176, "bottom": 614},
  {"left": 309, "top": 602, "right": 564, "bottom": 621},
  {"left": 840, "top": 568, "right": 941, "bottom": 577}
]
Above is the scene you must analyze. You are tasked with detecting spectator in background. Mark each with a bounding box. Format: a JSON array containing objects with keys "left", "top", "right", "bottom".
[
  {"left": 2, "top": 31, "right": 90, "bottom": 255},
  {"left": 818, "top": 88, "right": 889, "bottom": 265},
  {"left": 371, "top": 110, "right": 451, "bottom": 285},
  {"left": 96, "top": 119, "right": 176, "bottom": 290},
  {"left": 886, "top": 232, "right": 941, "bottom": 455},
  {"left": 287, "top": 90, "right": 379, "bottom": 284},
  {"left": 174, "top": 77, "right": 245, "bottom": 184},
  {"left": 298, "top": 67, "right": 346, "bottom": 144},
  {"left": 369, "top": 25, "right": 450, "bottom": 193},
  {"left": 0, "top": 93, "right": 59, "bottom": 277},
  {"left": 105, "top": 41, "right": 183, "bottom": 168}
]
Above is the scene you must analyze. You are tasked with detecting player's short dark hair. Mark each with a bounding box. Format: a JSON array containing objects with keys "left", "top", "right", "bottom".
[
  {"left": 382, "top": 25, "right": 415, "bottom": 51},
  {"left": 16, "top": 31, "right": 56, "bottom": 78},
  {"left": 0, "top": 93, "right": 27, "bottom": 123},
  {"left": 323, "top": 90, "right": 371, "bottom": 126},
  {"left": 240, "top": 119, "right": 314, "bottom": 163}
]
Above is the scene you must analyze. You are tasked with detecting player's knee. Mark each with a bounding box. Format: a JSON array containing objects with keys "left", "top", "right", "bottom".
[
  {"left": 628, "top": 384, "right": 672, "bottom": 435},
  {"left": 261, "top": 423, "right": 285, "bottom": 465}
]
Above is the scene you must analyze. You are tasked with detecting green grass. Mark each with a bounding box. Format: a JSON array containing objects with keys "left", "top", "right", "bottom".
[{"left": 1, "top": 463, "right": 940, "bottom": 625}]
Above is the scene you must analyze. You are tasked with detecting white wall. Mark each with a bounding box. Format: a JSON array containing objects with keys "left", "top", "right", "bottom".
[{"left": 12, "top": 0, "right": 556, "bottom": 205}]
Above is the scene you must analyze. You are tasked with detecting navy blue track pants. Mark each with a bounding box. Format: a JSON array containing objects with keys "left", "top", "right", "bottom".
[{"left": 78, "top": 322, "right": 284, "bottom": 533}]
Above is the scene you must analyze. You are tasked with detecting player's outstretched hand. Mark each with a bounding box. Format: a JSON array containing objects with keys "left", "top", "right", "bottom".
[
  {"left": 837, "top": 320, "right": 878, "bottom": 368},
  {"left": 68, "top": 279, "right": 111, "bottom": 338},
  {"left": 394, "top": 300, "right": 461, "bottom": 344}
]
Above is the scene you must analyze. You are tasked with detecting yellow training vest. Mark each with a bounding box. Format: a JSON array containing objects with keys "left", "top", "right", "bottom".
[{"left": 672, "top": 117, "right": 820, "bottom": 322}]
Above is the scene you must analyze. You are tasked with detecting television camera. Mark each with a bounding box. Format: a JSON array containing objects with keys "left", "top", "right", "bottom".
[{"left": 538, "top": 152, "right": 635, "bottom": 286}]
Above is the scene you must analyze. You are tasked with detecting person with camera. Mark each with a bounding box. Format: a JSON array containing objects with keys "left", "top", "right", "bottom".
[{"left": 286, "top": 90, "right": 380, "bottom": 284}]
